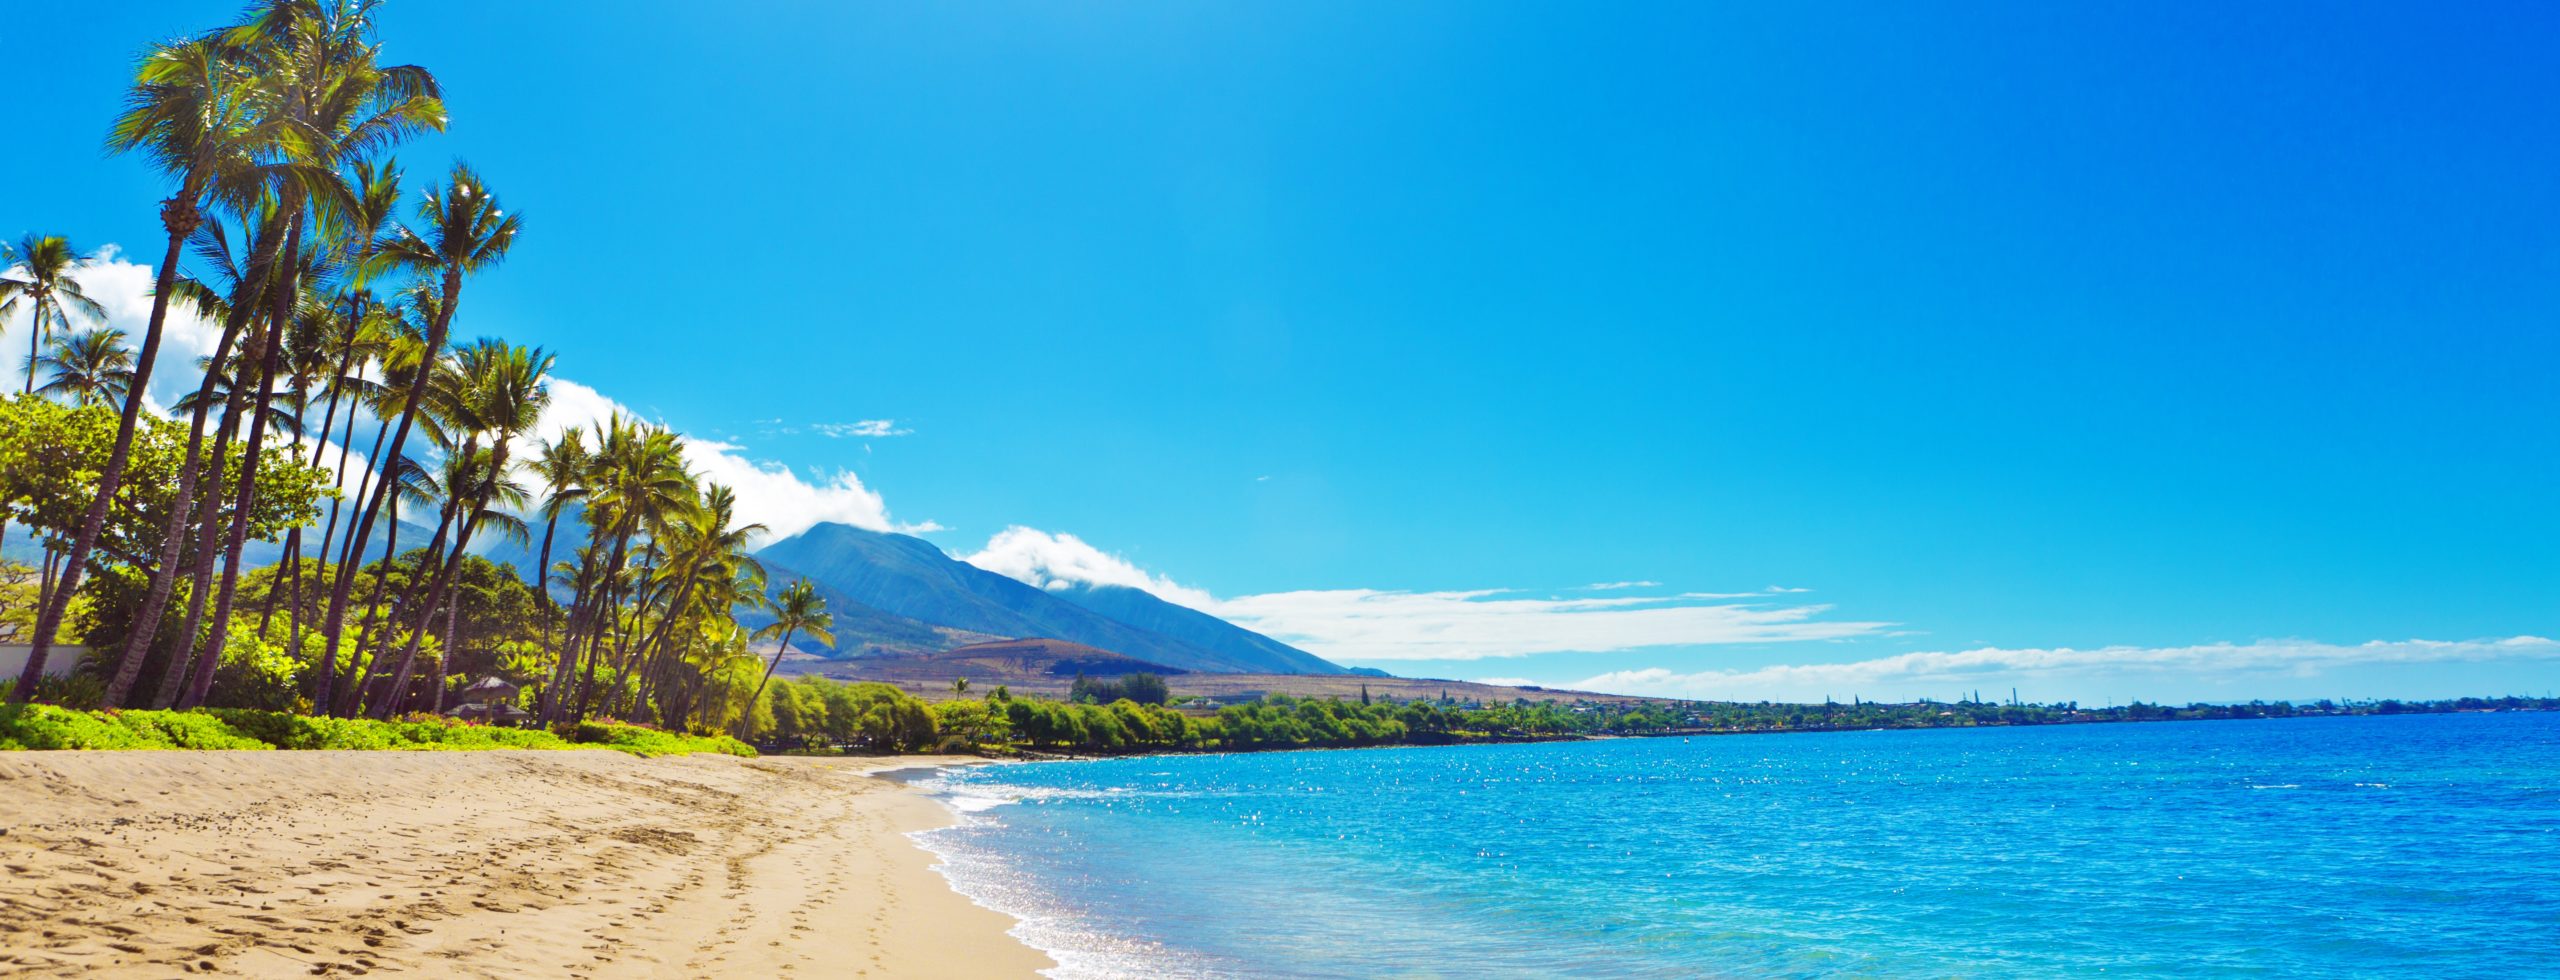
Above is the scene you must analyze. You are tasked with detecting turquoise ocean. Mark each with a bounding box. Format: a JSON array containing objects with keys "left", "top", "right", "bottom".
[{"left": 909, "top": 712, "right": 2560, "bottom": 978}]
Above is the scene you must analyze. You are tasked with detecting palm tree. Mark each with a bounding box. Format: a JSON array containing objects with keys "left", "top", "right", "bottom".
[
  {"left": 743, "top": 579, "right": 833, "bottom": 736},
  {"left": 0, "top": 235, "right": 108, "bottom": 395},
  {"left": 366, "top": 340, "right": 551, "bottom": 717},
  {"left": 623, "top": 484, "right": 766, "bottom": 720},
  {"left": 317, "top": 162, "right": 515, "bottom": 716},
  {"left": 33, "top": 328, "right": 136, "bottom": 408},
  {"left": 183, "top": 4, "right": 445, "bottom": 712},
  {"left": 70, "top": 36, "right": 283, "bottom": 706}
]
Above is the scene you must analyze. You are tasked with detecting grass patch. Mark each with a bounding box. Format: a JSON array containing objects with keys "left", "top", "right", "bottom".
[{"left": 0, "top": 705, "right": 753, "bottom": 757}]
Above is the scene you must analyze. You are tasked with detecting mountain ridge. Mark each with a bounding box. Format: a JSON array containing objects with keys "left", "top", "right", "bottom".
[{"left": 753, "top": 522, "right": 1340, "bottom": 675}]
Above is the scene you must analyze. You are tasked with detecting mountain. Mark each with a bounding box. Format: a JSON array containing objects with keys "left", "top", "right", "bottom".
[
  {"left": 747, "top": 555, "right": 1007, "bottom": 657},
  {"left": 753, "top": 523, "right": 1342, "bottom": 675},
  {"left": 7, "top": 514, "right": 436, "bottom": 572},
  {"left": 925, "top": 638, "right": 1183, "bottom": 677},
  {"left": 1048, "top": 582, "right": 1338, "bottom": 675}
]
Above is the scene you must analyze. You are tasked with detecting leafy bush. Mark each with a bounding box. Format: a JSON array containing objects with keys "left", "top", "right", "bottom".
[
  {"left": 564, "top": 719, "right": 754, "bottom": 758},
  {"left": 1, "top": 706, "right": 753, "bottom": 757},
  {"left": 204, "top": 708, "right": 400, "bottom": 750},
  {"left": 106, "top": 709, "right": 272, "bottom": 750},
  {"left": 0, "top": 703, "right": 166, "bottom": 749}
]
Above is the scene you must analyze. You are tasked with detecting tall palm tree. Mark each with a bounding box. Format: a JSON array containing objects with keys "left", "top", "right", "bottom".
[
  {"left": 545, "top": 416, "right": 689, "bottom": 724},
  {"left": 625, "top": 484, "right": 765, "bottom": 720},
  {"left": 0, "top": 235, "right": 109, "bottom": 395},
  {"left": 316, "top": 162, "right": 514, "bottom": 716},
  {"left": 524, "top": 429, "right": 588, "bottom": 682},
  {"left": 73, "top": 36, "right": 281, "bottom": 706},
  {"left": 743, "top": 579, "right": 833, "bottom": 736},
  {"left": 106, "top": 204, "right": 289, "bottom": 708},
  {"left": 185, "top": 4, "right": 444, "bottom": 712},
  {"left": 366, "top": 340, "right": 550, "bottom": 717},
  {"left": 33, "top": 328, "right": 137, "bottom": 408}
]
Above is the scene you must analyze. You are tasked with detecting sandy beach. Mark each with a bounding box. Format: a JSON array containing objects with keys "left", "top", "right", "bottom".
[{"left": 0, "top": 751, "right": 1050, "bottom": 978}]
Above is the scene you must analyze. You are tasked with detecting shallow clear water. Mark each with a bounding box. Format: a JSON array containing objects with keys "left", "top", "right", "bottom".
[{"left": 912, "top": 712, "right": 2560, "bottom": 978}]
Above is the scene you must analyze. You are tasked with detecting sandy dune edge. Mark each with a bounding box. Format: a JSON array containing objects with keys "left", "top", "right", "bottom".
[{"left": 0, "top": 751, "right": 1050, "bottom": 978}]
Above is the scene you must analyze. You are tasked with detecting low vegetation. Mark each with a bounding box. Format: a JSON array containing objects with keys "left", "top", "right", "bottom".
[{"left": 0, "top": 702, "right": 750, "bottom": 756}]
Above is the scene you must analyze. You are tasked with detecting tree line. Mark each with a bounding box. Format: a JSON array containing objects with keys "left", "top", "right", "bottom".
[{"left": 0, "top": 0, "right": 821, "bottom": 738}]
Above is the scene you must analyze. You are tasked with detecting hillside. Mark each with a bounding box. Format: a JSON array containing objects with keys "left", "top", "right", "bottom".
[
  {"left": 754, "top": 523, "right": 1341, "bottom": 675},
  {"left": 1050, "top": 582, "right": 1338, "bottom": 675}
]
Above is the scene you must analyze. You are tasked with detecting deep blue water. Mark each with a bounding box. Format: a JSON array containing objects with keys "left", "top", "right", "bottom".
[{"left": 911, "top": 713, "right": 2560, "bottom": 978}]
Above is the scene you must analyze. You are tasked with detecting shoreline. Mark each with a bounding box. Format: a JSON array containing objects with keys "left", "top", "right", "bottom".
[{"left": 0, "top": 751, "right": 1053, "bottom": 978}]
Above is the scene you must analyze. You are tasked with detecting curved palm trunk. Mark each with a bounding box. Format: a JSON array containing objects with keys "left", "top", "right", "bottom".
[
  {"left": 537, "top": 556, "right": 598, "bottom": 725},
  {"left": 316, "top": 268, "right": 459, "bottom": 720},
  {"left": 375, "top": 432, "right": 511, "bottom": 719},
  {"left": 182, "top": 226, "right": 303, "bottom": 710},
  {"left": 340, "top": 492, "right": 402, "bottom": 716},
  {"left": 373, "top": 500, "right": 485, "bottom": 719},
  {"left": 315, "top": 411, "right": 389, "bottom": 713},
  {"left": 104, "top": 206, "right": 283, "bottom": 707},
  {"left": 357, "top": 490, "right": 459, "bottom": 716},
  {"left": 572, "top": 528, "right": 635, "bottom": 722},
  {"left": 260, "top": 381, "right": 315, "bottom": 636},
  {"left": 739, "top": 624, "right": 800, "bottom": 738},
  {"left": 46, "top": 191, "right": 203, "bottom": 705},
  {"left": 433, "top": 597, "right": 458, "bottom": 715},
  {"left": 600, "top": 550, "right": 662, "bottom": 718},
  {"left": 151, "top": 396, "right": 243, "bottom": 708}
]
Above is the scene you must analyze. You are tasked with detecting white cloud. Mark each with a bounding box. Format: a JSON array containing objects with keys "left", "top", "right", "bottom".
[
  {"left": 1213, "top": 588, "right": 1887, "bottom": 661},
  {"left": 1571, "top": 637, "right": 2560, "bottom": 704},
  {"left": 1583, "top": 580, "right": 1661, "bottom": 591},
  {"left": 1, "top": 246, "right": 227, "bottom": 411},
  {"left": 532, "top": 378, "right": 933, "bottom": 542},
  {"left": 960, "top": 525, "right": 1888, "bottom": 662},
  {"left": 812, "top": 419, "right": 911, "bottom": 438},
  {"left": 961, "top": 526, "right": 1219, "bottom": 607}
]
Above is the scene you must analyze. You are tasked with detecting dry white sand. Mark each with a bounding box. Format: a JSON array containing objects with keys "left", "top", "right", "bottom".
[{"left": 0, "top": 751, "right": 1050, "bottom": 978}]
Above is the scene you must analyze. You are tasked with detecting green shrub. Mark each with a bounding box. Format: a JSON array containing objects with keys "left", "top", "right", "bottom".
[
  {"left": 563, "top": 720, "right": 754, "bottom": 758},
  {"left": 0, "top": 705, "right": 752, "bottom": 757},
  {"left": 106, "top": 710, "right": 271, "bottom": 750},
  {"left": 0, "top": 703, "right": 168, "bottom": 749}
]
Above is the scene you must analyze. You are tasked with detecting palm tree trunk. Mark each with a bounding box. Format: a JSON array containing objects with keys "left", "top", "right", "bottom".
[
  {"left": 537, "top": 557, "right": 595, "bottom": 725},
  {"left": 183, "top": 225, "right": 304, "bottom": 710},
  {"left": 342, "top": 492, "right": 402, "bottom": 715},
  {"left": 373, "top": 502, "right": 482, "bottom": 719},
  {"left": 432, "top": 599, "right": 458, "bottom": 715},
  {"left": 315, "top": 269, "right": 459, "bottom": 719},
  {"left": 151, "top": 396, "right": 243, "bottom": 709},
  {"left": 570, "top": 527, "right": 634, "bottom": 722},
  {"left": 314, "top": 411, "right": 388, "bottom": 713},
  {"left": 357, "top": 493, "right": 458, "bottom": 716},
  {"left": 107, "top": 205, "right": 284, "bottom": 706},
  {"left": 42, "top": 190, "right": 204, "bottom": 706},
  {"left": 23, "top": 301, "right": 43, "bottom": 394},
  {"left": 740, "top": 625, "right": 799, "bottom": 738},
  {"left": 261, "top": 380, "right": 314, "bottom": 637}
]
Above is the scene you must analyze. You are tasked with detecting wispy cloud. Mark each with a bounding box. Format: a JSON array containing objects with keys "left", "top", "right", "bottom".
[
  {"left": 0, "top": 247, "right": 227, "bottom": 412},
  {"left": 961, "top": 526, "right": 1217, "bottom": 606},
  {"left": 528, "top": 379, "right": 938, "bottom": 542},
  {"left": 1571, "top": 637, "right": 2560, "bottom": 703},
  {"left": 959, "top": 526, "right": 1888, "bottom": 661},
  {"left": 1216, "top": 589, "right": 1887, "bottom": 661},
  {"left": 813, "top": 419, "right": 911, "bottom": 438},
  {"left": 1582, "top": 581, "right": 1661, "bottom": 591}
]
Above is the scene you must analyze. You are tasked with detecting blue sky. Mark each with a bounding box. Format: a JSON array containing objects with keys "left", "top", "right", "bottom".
[{"left": 10, "top": 1, "right": 2560, "bottom": 703}]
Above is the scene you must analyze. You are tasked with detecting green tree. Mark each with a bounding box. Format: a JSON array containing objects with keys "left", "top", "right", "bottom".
[
  {"left": 741, "top": 579, "right": 832, "bottom": 736},
  {"left": 33, "top": 328, "right": 137, "bottom": 408}
]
